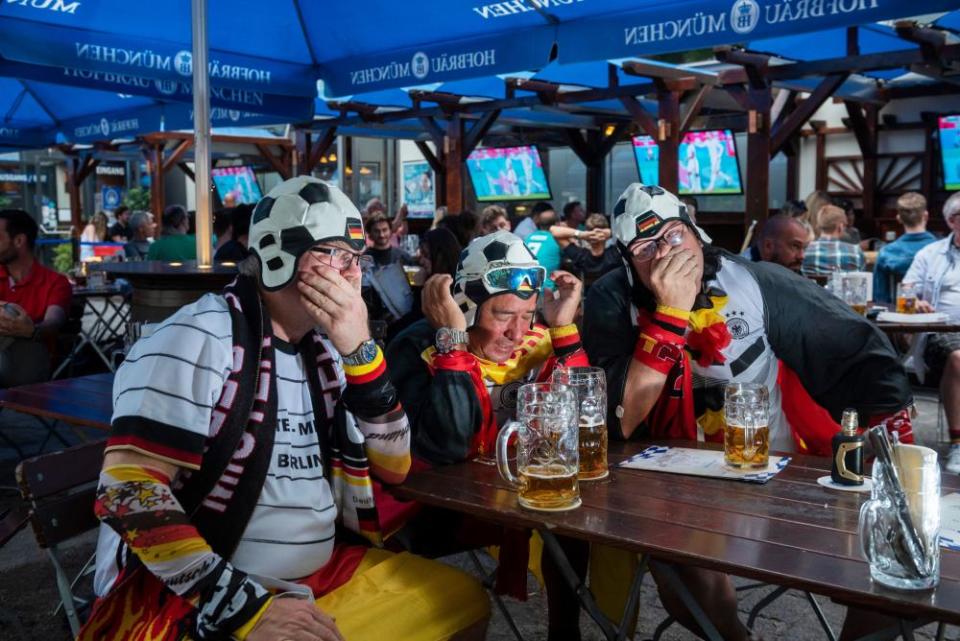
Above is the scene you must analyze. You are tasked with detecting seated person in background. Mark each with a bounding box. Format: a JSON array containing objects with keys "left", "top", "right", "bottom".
[
  {"left": 478, "top": 204, "right": 511, "bottom": 236},
  {"left": 801, "top": 204, "right": 866, "bottom": 276},
  {"left": 122, "top": 211, "right": 155, "bottom": 260},
  {"left": 780, "top": 198, "right": 807, "bottom": 219},
  {"left": 212, "top": 207, "right": 233, "bottom": 252},
  {"left": 0, "top": 209, "right": 71, "bottom": 387},
  {"left": 214, "top": 204, "right": 253, "bottom": 262},
  {"left": 513, "top": 201, "right": 551, "bottom": 240},
  {"left": 108, "top": 206, "right": 132, "bottom": 242},
  {"left": 364, "top": 213, "right": 412, "bottom": 268},
  {"left": 748, "top": 213, "right": 809, "bottom": 272},
  {"left": 873, "top": 192, "right": 936, "bottom": 304},
  {"left": 562, "top": 213, "right": 620, "bottom": 286},
  {"left": 387, "top": 230, "right": 588, "bottom": 641},
  {"left": 552, "top": 201, "right": 587, "bottom": 249},
  {"left": 837, "top": 198, "right": 862, "bottom": 245},
  {"left": 525, "top": 207, "right": 562, "bottom": 289},
  {"left": 678, "top": 195, "right": 698, "bottom": 224},
  {"left": 903, "top": 191, "right": 960, "bottom": 474},
  {"left": 79, "top": 177, "right": 489, "bottom": 641},
  {"left": 583, "top": 184, "right": 914, "bottom": 641},
  {"left": 438, "top": 210, "right": 478, "bottom": 248},
  {"left": 146, "top": 204, "right": 197, "bottom": 261},
  {"left": 386, "top": 227, "right": 462, "bottom": 343}
]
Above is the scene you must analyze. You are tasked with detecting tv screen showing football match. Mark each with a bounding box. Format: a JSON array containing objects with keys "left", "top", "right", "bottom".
[
  {"left": 939, "top": 115, "right": 960, "bottom": 191},
  {"left": 211, "top": 166, "right": 263, "bottom": 205},
  {"left": 467, "top": 145, "right": 551, "bottom": 202},
  {"left": 632, "top": 129, "right": 744, "bottom": 195}
]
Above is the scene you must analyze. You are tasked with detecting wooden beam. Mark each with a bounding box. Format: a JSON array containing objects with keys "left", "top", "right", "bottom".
[
  {"left": 619, "top": 96, "right": 658, "bottom": 139},
  {"left": 745, "top": 86, "right": 772, "bottom": 229},
  {"left": 307, "top": 127, "right": 337, "bottom": 175},
  {"left": 770, "top": 73, "right": 849, "bottom": 157},
  {"left": 177, "top": 161, "right": 195, "bottom": 182},
  {"left": 161, "top": 139, "right": 193, "bottom": 174},
  {"left": 679, "top": 84, "right": 712, "bottom": 135},
  {"left": 408, "top": 90, "right": 463, "bottom": 106},
  {"left": 256, "top": 143, "right": 292, "bottom": 180},
  {"left": 415, "top": 140, "right": 444, "bottom": 176},
  {"left": 657, "top": 89, "right": 681, "bottom": 194},
  {"left": 419, "top": 117, "right": 446, "bottom": 148},
  {"left": 621, "top": 59, "right": 718, "bottom": 86},
  {"left": 564, "top": 129, "right": 596, "bottom": 166},
  {"left": 715, "top": 47, "right": 769, "bottom": 89},
  {"left": 444, "top": 114, "right": 464, "bottom": 213},
  {"left": 894, "top": 21, "right": 947, "bottom": 61},
  {"left": 844, "top": 103, "right": 874, "bottom": 157},
  {"left": 463, "top": 109, "right": 501, "bottom": 157}
]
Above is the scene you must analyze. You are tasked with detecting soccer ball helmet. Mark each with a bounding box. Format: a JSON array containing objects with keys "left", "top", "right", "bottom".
[
  {"left": 453, "top": 230, "right": 545, "bottom": 328},
  {"left": 249, "top": 176, "right": 365, "bottom": 291},
  {"left": 612, "top": 184, "right": 710, "bottom": 256}
]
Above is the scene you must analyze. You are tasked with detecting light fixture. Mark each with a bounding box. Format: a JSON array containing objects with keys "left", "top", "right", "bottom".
[
  {"left": 604, "top": 124, "right": 616, "bottom": 136},
  {"left": 345, "top": 166, "right": 353, "bottom": 175},
  {"left": 320, "top": 155, "right": 328, "bottom": 164},
  {"left": 168, "top": 262, "right": 183, "bottom": 267},
  {"left": 359, "top": 166, "right": 371, "bottom": 175},
  {"left": 221, "top": 261, "right": 236, "bottom": 267},
  {"left": 328, "top": 152, "right": 337, "bottom": 162},
  {"left": 515, "top": 205, "right": 527, "bottom": 212}
]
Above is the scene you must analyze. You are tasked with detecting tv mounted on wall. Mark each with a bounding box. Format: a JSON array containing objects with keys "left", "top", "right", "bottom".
[
  {"left": 466, "top": 145, "right": 552, "bottom": 202},
  {"left": 938, "top": 115, "right": 960, "bottom": 191},
  {"left": 631, "top": 129, "right": 744, "bottom": 196},
  {"left": 211, "top": 166, "right": 263, "bottom": 205}
]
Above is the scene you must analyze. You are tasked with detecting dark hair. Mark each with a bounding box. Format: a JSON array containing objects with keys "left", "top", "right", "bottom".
[
  {"left": 213, "top": 208, "right": 233, "bottom": 238},
  {"left": 115, "top": 205, "right": 130, "bottom": 219},
  {"left": 531, "top": 202, "right": 554, "bottom": 217},
  {"left": 162, "top": 204, "right": 187, "bottom": 231},
  {"left": 562, "top": 201, "right": 582, "bottom": 219},
  {"left": 0, "top": 209, "right": 38, "bottom": 248},
  {"left": 780, "top": 199, "right": 807, "bottom": 218},
  {"left": 232, "top": 203, "right": 254, "bottom": 238},
  {"left": 437, "top": 211, "right": 477, "bottom": 248},
  {"left": 422, "top": 228, "right": 462, "bottom": 278},
  {"left": 679, "top": 195, "right": 699, "bottom": 211},
  {"left": 364, "top": 213, "right": 390, "bottom": 235}
]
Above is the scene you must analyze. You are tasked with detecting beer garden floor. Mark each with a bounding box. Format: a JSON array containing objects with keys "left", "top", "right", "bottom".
[{"left": 0, "top": 394, "right": 952, "bottom": 641}]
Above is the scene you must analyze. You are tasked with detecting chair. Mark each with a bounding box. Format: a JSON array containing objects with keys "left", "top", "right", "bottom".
[{"left": 15, "top": 440, "right": 105, "bottom": 636}]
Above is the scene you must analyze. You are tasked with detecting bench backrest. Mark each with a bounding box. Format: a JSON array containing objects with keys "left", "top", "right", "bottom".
[{"left": 16, "top": 440, "right": 105, "bottom": 549}]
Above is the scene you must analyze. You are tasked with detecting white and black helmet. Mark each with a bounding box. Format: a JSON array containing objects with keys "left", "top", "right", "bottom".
[
  {"left": 453, "top": 230, "right": 545, "bottom": 328},
  {"left": 612, "top": 183, "right": 711, "bottom": 257},
  {"left": 249, "top": 176, "right": 365, "bottom": 291}
]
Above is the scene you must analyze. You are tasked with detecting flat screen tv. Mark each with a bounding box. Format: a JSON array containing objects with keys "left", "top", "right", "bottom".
[
  {"left": 467, "top": 145, "right": 551, "bottom": 202},
  {"left": 939, "top": 115, "right": 960, "bottom": 191},
  {"left": 211, "top": 166, "right": 263, "bottom": 205},
  {"left": 631, "top": 129, "right": 744, "bottom": 195}
]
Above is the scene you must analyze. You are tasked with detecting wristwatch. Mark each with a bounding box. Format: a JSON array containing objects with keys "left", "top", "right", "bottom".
[
  {"left": 434, "top": 327, "right": 468, "bottom": 354},
  {"left": 342, "top": 338, "right": 378, "bottom": 366}
]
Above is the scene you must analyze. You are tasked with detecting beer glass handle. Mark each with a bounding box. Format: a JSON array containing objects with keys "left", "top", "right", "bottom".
[
  {"left": 496, "top": 421, "right": 521, "bottom": 487},
  {"left": 858, "top": 500, "right": 879, "bottom": 562}
]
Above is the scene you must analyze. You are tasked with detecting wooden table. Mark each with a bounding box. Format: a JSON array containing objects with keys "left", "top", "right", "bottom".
[
  {"left": 0, "top": 373, "right": 113, "bottom": 433},
  {"left": 396, "top": 441, "right": 960, "bottom": 639}
]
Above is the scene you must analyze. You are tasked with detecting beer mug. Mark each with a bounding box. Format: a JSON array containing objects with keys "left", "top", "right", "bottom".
[
  {"left": 723, "top": 383, "right": 770, "bottom": 469},
  {"left": 840, "top": 273, "right": 869, "bottom": 316},
  {"left": 860, "top": 444, "right": 940, "bottom": 591},
  {"left": 896, "top": 282, "right": 918, "bottom": 314},
  {"left": 496, "top": 383, "right": 581, "bottom": 511},
  {"left": 552, "top": 366, "right": 608, "bottom": 480}
]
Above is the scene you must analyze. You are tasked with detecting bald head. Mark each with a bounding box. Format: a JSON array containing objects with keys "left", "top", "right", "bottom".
[{"left": 758, "top": 214, "right": 808, "bottom": 272}]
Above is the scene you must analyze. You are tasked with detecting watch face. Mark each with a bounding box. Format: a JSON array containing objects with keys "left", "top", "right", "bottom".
[{"left": 360, "top": 339, "right": 378, "bottom": 362}]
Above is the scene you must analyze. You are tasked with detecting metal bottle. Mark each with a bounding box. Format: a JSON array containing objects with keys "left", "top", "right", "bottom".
[{"left": 831, "top": 408, "right": 864, "bottom": 486}]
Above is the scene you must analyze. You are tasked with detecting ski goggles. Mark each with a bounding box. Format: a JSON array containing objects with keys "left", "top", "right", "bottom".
[{"left": 483, "top": 264, "right": 546, "bottom": 293}]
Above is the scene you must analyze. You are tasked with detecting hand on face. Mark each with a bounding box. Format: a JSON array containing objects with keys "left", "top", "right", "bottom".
[
  {"left": 421, "top": 274, "right": 467, "bottom": 331},
  {"left": 646, "top": 245, "right": 702, "bottom": 311},
  {"left": 542, "top": 270, "right": 582, "bottom": 328},
  {"left": 297, "top": 261, "right": 370, "bottom": 355}
]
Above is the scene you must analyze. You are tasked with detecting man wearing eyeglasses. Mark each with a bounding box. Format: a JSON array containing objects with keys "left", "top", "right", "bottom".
[
  {"left": 582, "top": 183, "right": 914, "bottom": 641},
  {"left": 387, "top": 230, "right": 592, "bottom": 640},
  {"left": 82, "top": 177, "right": 489, "bottom": 641}
]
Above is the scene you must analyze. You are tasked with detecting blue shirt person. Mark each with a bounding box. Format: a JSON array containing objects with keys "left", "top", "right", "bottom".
[
  {"left": 873, "top": 193, "right": 936, "bottom": 303},
  {"left": 525, "top": 213, "right": 561, "bottom": 289}
]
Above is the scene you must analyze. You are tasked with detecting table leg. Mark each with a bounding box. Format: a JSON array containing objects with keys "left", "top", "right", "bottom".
[
  {"left": 647, "top": 559, "right": 725, "bottom": 641},
  {"left": 537, "top": 528, "right": 645, "bottom": 641}
]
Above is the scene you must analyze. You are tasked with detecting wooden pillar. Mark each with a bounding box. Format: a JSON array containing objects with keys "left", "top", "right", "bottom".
[
  {"left": 861, "top": 105, "right": 879, "bottom": 232},
  {"left": 64, "top": 153, "right": 100, "bottom": 262},
  {"left": 585, "top": 162, "right": 604, "bottom": 215},
  {"left": 146, "top": 142, "right": 165, "bottom": 223},
  {"left": 657, "top": 89, "right": 681, "bottom": 195},
  {"left": 745, "top": 87, "right": 772, "bottom": 228},
  {"left": 815, "top": 126, "right": 827, "bottom": 191},
  {"left": 444, "top": 114, "right": 464, "bottom": 213}
]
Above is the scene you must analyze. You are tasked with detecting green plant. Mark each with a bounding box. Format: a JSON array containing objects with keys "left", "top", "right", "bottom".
[
  {"left": 124, "top": 186, "right": 151, "bottom": 211},
  {"left": 52, "top": 241, "right": 74, "bottom": 274}
]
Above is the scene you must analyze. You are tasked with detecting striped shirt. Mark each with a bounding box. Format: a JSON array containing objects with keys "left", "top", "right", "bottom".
[{"left": 97, "top": 294, "right": 339, "bottom": 587}]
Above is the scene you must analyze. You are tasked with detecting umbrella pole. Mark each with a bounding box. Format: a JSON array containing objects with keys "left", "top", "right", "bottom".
[{"left": 192, "top": 0, "right": 213, "bottom": 268}]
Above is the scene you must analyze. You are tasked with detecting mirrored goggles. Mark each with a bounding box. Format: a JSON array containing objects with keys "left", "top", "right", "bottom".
[{"left": 483, "top": 265, "right": 546, "bottom": 293}]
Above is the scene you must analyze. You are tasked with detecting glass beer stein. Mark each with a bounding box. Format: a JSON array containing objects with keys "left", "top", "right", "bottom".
[
  {"left": 496, "top": 383, "right": 581, "bottom": 511},
  {"left": 723, "top": 382, "right": 770, "bottom": 469},
  {"left": 552, "top": 366, "right": 608, "bottom": 480}
]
